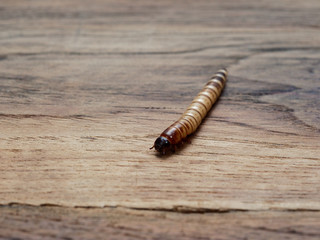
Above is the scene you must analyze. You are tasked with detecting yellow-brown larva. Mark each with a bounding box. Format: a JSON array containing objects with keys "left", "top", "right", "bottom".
[{"left": 151, "top": 68, "right": 228, "bottom": 154}]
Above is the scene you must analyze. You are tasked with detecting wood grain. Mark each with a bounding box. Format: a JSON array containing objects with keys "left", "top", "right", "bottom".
[
  {"left": 1, "top": 205, "right": 320, "bottom": 240},
  {"left": 0, "top": 0, "right": 320, "bottom": 238}
]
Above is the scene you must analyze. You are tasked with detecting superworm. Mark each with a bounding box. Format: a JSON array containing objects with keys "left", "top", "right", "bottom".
[{"left": 151, "top": 68, "right": 228, "bottom": 154}]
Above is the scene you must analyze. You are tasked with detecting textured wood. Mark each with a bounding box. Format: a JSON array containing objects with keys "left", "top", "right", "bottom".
[
  {"left": 0, "top": 0, "right": 319, "bottom": 210},
  {"left": 0, "top": 0, "right": 320, "bottom": 238},
  {"left": 1, "top": 205, "right": 320, "bottom": 240}
]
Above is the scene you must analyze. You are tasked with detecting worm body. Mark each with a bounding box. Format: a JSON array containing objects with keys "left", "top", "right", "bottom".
[{"left": 152, "top": 68, "right": 228, "bottom": 154}]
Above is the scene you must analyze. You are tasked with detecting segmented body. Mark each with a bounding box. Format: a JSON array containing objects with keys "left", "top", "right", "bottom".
[{"left": 152, "top": 68, "right": 228, "bottom": 154}]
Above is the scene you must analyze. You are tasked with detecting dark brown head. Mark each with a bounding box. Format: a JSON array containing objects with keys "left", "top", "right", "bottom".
[{"left": 153, "top": 136, "right": 171, "bottom": 154}]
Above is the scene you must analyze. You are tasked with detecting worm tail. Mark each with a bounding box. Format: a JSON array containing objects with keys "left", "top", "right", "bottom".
[{"left": 182, "top": 68, "right": 228, "bottom": 135}]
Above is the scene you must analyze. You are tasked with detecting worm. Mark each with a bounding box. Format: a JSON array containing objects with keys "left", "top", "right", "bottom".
[{"left": 151, "top": 68, "right": 228, "bottom": 155}]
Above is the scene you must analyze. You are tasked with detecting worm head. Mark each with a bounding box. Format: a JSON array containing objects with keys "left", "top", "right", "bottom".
[{"left": 153, "top": 136, "right": 171, "bottom": 155}]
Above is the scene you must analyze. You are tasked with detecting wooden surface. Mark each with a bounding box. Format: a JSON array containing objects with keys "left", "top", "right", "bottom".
[
  {"left": 1, "top": 205, "right": 320, "bottom": 240},
  {"left": 0, "top": 0, "right": 320, "bottom": 239}
]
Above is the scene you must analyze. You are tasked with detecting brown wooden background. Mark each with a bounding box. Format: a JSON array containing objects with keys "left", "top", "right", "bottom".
[{"left": 0, "top": 0, "right": 319, "bottom": 239}]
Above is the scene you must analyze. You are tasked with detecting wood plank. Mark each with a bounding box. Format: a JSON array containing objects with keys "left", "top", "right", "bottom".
[
  {"left": 1, "top": 205, "right": 320, "bottom": 240},
  {"left": 0, "top": 0, "right": 319, "bottom": 212}
]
